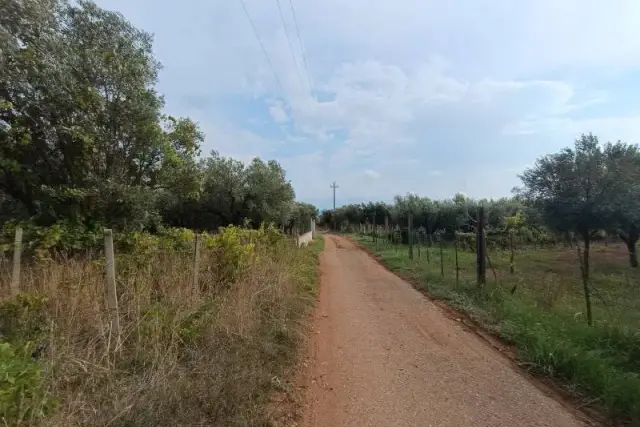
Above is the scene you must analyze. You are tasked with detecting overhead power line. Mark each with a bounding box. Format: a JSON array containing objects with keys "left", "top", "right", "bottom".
[
  {"left": 275, "top": 0, "right": 305, "bottom": 93},
  {"left": 238, "top": 0, "right": 288, "bottom": 102},
  {"left": 287, "top": 0, "right": 313, "bottom": 94}
]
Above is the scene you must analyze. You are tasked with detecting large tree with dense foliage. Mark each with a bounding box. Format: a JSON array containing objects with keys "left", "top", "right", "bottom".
[
  {"left": 602, "top": 143, "right": 640, "bottom": 267},
  {"left": 160, "top": 152, "right": 299, "bottom": 232},
  {"left": 518, "top": 135, "right": 640, "bottom": 264},
  {"left": 1, "top": 0, "right": 314, "bottom": 234},
  {"left": 517, "top": 134, "right": 640, "bottom": 324},
  {"left": 1, "top": 0, "right": 202, "bottom": 229},
  {"left": 244, "top": 158, "right": 296, "bottom": 227}
]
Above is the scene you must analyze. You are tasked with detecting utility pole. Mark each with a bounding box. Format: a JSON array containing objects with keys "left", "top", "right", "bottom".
[
  {"left": 330, "top": 181, "right": 339, "bottom": 210},
  {"left": 330, "top": 181, "right": 339, "bottom": 231}
]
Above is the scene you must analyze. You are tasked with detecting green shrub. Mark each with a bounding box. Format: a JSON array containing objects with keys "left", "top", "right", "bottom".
[
  {"left": 0, "top": 294, "right": 49, "bottom": 344},
  {"left": 1, "top": 220, "right": 103, "bottom": 260},
  {"left": 0, "top": 342, "right": 56, "bottom": 423}
]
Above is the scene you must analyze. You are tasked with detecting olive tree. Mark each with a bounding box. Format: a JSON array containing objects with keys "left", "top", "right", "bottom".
[
  {"left": 517, "top": 134, "right": 630, "bottom": 325},
  {"left": 602, "top": 143, "right": 640, "bottom": 267}
]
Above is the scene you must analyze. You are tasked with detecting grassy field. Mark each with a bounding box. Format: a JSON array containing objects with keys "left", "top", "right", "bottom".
[
  {"left": 0, "top": 230, "right": 323, "bottom": 427},
  {"left": 351, "top": 233, "right": 640, "bottom": 424}
]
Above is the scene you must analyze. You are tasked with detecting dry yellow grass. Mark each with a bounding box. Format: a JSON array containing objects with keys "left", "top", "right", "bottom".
[{"left": 0, "top": 233, "right": 321, "bottom": 426}]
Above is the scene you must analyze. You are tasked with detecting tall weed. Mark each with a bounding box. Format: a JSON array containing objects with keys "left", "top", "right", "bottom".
[{"left": 0, "top": 226, "right": 321, "bottom": 426}]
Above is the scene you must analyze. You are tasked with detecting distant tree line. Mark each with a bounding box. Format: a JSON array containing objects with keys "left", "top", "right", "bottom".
[{"left": 0, "top": 0, "right": 317, "bottom": 237}]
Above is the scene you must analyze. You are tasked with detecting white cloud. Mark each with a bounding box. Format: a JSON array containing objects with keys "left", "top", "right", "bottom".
[
  {"left": 506, "top": 113, "right": 640, "bottom": 144},
  {"left": 184, "top": 112, "right": 277, "bottom": 163},
  {"left": 268, "top": 101, "right": 289, "bottom": 122},
  {"left": 95, "top": 0, "right": 640, "bottom": 207},
  {"left": 363, "top": 169, "right": 381, "bottom": 180}
]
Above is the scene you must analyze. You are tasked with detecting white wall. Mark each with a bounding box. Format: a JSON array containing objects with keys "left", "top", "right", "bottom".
[{"left": 296, "top": 231, "right": 313, "bottom": 247}]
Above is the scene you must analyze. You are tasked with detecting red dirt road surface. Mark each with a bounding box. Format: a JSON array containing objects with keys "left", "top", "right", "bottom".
[{"left": 301, "top": 235, "right": 594, "bottom": 427}]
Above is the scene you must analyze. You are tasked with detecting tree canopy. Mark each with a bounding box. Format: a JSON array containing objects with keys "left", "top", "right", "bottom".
[
  {"left": 0, "top": 0, "right": 315, "bottom": 234},
  {"left": 517, "top": 134, "right": 640, "bottom": 265}
]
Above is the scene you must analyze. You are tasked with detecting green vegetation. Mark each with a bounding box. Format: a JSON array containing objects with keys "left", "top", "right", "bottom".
[
  {"left": 1, "top": 0, "right": 317, "bottom": 238},
  {"left": 0, "top": 228, "right": 322, "bottom": 426},
  {"left": 9, "top": 0, "right": 639, "bottom": 422},
  {"left": 1, "top": 1, "right": 323, "bottom": 425}
]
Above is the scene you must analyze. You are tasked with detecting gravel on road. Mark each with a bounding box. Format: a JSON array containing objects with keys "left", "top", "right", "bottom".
[{"left": 301, "top": 235, "right": 593, "bottom": 427}]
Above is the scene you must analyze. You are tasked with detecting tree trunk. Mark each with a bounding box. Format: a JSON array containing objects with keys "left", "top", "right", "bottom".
[
  {"left": 628, "top": 239, "right": 639, "bottom": 268},
  {"left": 619, "top": 230, "right": 639, "bottom": 268}
]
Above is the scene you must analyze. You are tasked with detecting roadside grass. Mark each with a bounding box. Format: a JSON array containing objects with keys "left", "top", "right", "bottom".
[
  {"left": 0, "top": 230, "right": 323, "bottom": 427},
  {"left": 351, "top": 234, "right": 640, "bottom": 424},
  {"left": 305, "top": 233, "right": 325, "bottom": 258}
]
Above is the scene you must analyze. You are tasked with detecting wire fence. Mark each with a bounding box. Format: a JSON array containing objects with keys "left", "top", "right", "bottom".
[
  {"left": 0, "top": 219, "right": 317, "bottom": 302},
  {"left": 345, "top": 213, "right": 640, "bottom": 328}
]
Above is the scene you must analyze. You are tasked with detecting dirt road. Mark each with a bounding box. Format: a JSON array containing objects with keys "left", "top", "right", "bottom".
[{"left": 302, "top": 235, "right": 592, "bottom": 427}]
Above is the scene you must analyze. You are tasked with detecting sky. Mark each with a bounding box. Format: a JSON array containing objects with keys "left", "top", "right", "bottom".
[{"left": 95, "top": 0, "right": 640, "bottom": 210}]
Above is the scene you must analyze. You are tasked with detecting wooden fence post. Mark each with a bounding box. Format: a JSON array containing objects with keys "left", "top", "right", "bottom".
[
  {"left": 576, "top": 245, "right": 593, "bottom": 326},
  {"left": 384, "top": 216, "right": 389, "bottom": 247},
  {"left": 509, "top": 231, "right": 516, "bottom": 274},
  {"left": 394, "top": 225, "right": 398, "bottom": 253},
  {"left": 477, "top": 206, "right": 486, "bottom": 288},
  {"left": 372, "top": 215, "right": 378, "bottom": 250},
  {"left": 408, "top": 214, "right": 414, "bottom": 260},
  {"left": 292, "top": 219, "right": 298, "bottom": 247},
  {"left": 10, "top": 227, "right": 22, "bottom": 297},
  {"left": 455, "top": 235, "right": 459, "bottom": 288},
  {"left": 486, "top": 252, "right": 498, "bottom": 283},
  {"left": 193, "top": 234, "right": 201, "bottom": 294},
  {"left": 426, "top": 238, "right": 431, "bottom": 264},
  {"left": 104, "top": 229, "right": 120, "bottom": 348},
  {"left": 439, "top": 239, "right": 444, "bottom": 278}
]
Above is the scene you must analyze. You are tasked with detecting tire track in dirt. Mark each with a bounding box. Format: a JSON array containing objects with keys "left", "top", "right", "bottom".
[{"left": 301, "top": 234, "right": 596, "bottom": 427}]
